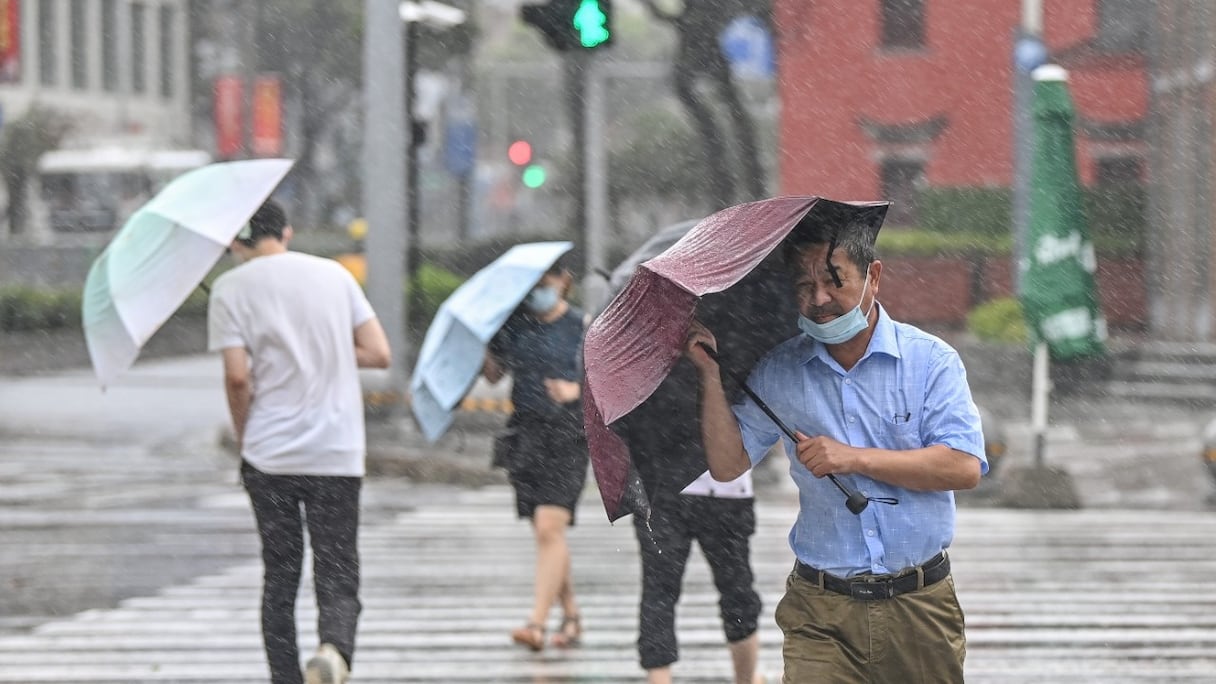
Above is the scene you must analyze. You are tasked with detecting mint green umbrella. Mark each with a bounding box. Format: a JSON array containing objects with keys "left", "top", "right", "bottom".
[
  {"left": 1019, "top": 65, "right": 1106, "bottom": 360},
  {"left": 83, "top": 159, "right": 294, "bottom": 388}
]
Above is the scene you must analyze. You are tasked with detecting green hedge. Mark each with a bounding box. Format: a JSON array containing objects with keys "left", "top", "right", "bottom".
[
  {"left": 407, "top": 262, "right": 466, "bottom": 326},
  {"left": 967, "top": 297, "right": 1028, "bottom": 344},
  {"left": 918, "top": 187, "right": 1013, "bottom": 238},
  {"left": 0, "top": 285, "right": 211, "bottom": 333},
  {"left": 876, "top": 229, "right": 1012, "bottom": 258},
  {"left": 0, "top": 287, "right": 82, "bottom": 332},
  {"left": 914, "top": 185, "right": 1144, "bottom": 256}
]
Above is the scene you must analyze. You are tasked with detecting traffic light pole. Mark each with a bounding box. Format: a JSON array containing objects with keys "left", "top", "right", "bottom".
[
  {"left": 363, "top": 0, "right": 409, "bottom": 399},
  {"left": 583, "top": 57, "right": 609, "bottom": 312},
  {"left": 521, "top": 0, "right": 613, "bottom": 308},
  {"left": 405, "top": 18, "right": 423, "bottom": 351},
  {"left": 563, "top": 53, "right": 587, "bottom": 272}
]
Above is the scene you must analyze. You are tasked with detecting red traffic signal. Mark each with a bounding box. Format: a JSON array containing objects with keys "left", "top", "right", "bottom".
[{"left": 507, "top": 140, "right": 533, "bottom": 166}]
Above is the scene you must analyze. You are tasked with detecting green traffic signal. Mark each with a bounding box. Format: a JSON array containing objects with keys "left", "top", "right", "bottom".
[
  {"left": 521, "top": 0, "right": 611, "bottom": 51},
  {"left": 522, "top": 165, "right": 547, "bottom": 188},
  {"left": 572, "top": 0, "right": 610, "bottom": 49}
]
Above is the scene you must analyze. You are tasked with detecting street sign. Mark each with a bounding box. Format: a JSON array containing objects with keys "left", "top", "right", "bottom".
[
  {"left": 719, "top": 16, "right": 774, "bottom": 80},
  {"left": 444, "top": 119, "right": 476, "bottom": 177}
]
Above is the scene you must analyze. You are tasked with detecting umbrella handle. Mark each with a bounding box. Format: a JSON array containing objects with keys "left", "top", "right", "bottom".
[{"left": 695, "top": 342, "right": 898, "bottom": 514}]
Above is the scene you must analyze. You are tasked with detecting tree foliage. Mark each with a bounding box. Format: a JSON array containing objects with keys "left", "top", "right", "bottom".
[
  {"left": 252, "top": 0, "right": 364, "bottom": 226},
  {"left": 638, "top": 0, "right": 772, "bottom": 208},
  {"left": 609, "top": 107, "right": 708, "bottom": 200}
]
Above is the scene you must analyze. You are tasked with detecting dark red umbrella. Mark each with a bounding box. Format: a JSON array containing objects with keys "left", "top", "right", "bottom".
[{"left": 583, "top": 196, "right": 891, "bottom": 521}]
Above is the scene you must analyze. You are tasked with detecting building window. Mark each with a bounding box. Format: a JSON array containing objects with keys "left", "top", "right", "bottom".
[
  {"left": 38, "top": 0, "right": 56, "bottom": 86},
  {"left": 880, "top": 158, "right": 925, "bottom": 226},
  {"left": 1095, "top": 155, "right": 1144, "bottom": 186},
  {"left": 1092, "top": 155, "right": 1145, "bottom": 246},
  {"left": 1097, "top": 0, "right": 1149, "bottom": 53},
  {"left": 159, "top": 5, "right": 175, "bottom": 98},
  {"left": 881, "top": 0, "right": 925, "bottom": 50},
  {"left": 130, "top": 2, "right": 146, "bottom": 93},
  {"left": 101, "top": 0, "right": 118, "bottom": 91},
  {"left": 70, "top": 0, "right": 88, "bottom": 89}
]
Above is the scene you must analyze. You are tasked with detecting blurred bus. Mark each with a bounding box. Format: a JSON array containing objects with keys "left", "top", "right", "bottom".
[{"left": 31, "top": 147, "right": 211, "bottom": 240}]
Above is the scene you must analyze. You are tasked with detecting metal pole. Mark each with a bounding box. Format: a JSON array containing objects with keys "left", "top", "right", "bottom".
[
  {"left": 363, "top": 0, "right": 409, "bottom": 397},
  {"left": 1012, "top": 0, "right": 1043, "bottom": 295},
  {"left": 405, "top": 19, "right": 422, "bottom": 350},
  {"left": 564, "top": 53, "right": 587, "bottom": 263},
  {"left": 1031, "top": 340, "right": 1050, "bottom": 468},
  {"left": 583, "top": 58, "right": 608, "bottom": 313},
  {"left": 241, "top": 1, "right": 262, "bottom": 158}
]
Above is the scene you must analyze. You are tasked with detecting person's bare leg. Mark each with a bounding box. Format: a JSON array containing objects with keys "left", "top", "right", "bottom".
[
  {"left": 528, "top": 505, "right": 573, "bottom": 627},
  {"left": 728, "top": 632, "right": 761, "bottom": 684},
  {"left": 646, "top": 666, "right": 673, "bottom": 684},
  {"left": 556, "top": 568, "right": 576, "bottom": 618}
]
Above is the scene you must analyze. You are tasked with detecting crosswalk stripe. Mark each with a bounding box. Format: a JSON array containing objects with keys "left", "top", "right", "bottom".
[{"left": 3, "top": 485, "right": 1216, "bottom": 683}]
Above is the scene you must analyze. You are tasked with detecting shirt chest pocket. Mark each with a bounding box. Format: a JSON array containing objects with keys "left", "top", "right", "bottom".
[{"left": 879, "top": 392, "right": 921, "bottom": 450}]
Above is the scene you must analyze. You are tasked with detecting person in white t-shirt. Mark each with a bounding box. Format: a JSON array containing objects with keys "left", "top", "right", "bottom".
[{"left": 207, "top": 200, "right": 390, "bottom": 684}]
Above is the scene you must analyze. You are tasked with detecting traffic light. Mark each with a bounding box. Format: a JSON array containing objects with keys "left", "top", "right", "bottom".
[
  {"left": 520, "top": 0, "right": 612, "bottom": 52},
  {"left": 508, "top": 139, "right": 547, "bottom": 189}
]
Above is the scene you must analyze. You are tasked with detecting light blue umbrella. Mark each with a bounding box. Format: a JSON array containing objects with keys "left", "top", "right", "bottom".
[
  {"left": 83, "top": 159, "right": 294, "bottom": 388},
  {"left": 410, "top": 241, "right": 573, "bottom": 441}
]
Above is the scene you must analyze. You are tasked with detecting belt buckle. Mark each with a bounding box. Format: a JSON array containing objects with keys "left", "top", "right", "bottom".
[{"left": 848, "top": 577, "right": 894, "bottom": 601}]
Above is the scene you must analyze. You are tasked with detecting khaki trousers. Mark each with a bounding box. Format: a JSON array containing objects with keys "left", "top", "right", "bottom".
[{"left": 775, "top": 568, "right": 966, "bottom": 683}]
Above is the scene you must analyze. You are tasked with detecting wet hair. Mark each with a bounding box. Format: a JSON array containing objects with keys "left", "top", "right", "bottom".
[
  {"left": 781, "top": 205, "right": 886, "bottom": 275},
  {"left": 239, "top": 200, "right": 288, "bottom": 247},
  {"left": 545, "top": 256, "right": 572, "bottom": 278},
  {"left": 782, "top": 219, "right": 876, "bottom": 273}
]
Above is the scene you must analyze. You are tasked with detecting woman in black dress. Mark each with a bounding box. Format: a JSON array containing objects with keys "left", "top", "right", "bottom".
[{"left": 482, "top": 262, "right": 589, "bottom": 652}]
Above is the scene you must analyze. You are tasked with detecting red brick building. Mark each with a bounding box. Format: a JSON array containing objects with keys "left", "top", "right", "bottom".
[
  {"left": 773, "top": 0, "right": 1148, "bottom": 226},
  {"left": 772, "top": 0, "right": 1150, "bottom": 328}
]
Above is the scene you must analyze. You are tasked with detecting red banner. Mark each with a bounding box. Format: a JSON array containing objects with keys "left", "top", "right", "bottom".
[
  {"left": 251, "top": 75, "right": 282, "bottom": 157},
  {"left": 0, "top": 0, "right": 20, "bottom": 84},
  {"left": 213, "top": 75, "right": 244, "bottom": 159}
]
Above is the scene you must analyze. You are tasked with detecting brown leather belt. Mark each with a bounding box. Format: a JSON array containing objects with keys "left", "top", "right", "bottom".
[{"left": 794, "top": 552, "right": 950, "bottom": 601}]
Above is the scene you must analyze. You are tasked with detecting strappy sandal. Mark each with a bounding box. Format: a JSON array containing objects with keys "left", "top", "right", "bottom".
[
  {"left": 550, "top": 614, "right": 582, "bottom": 648},
  {"left": 510, "top": 622, "right": 546, "bottom": 652}
]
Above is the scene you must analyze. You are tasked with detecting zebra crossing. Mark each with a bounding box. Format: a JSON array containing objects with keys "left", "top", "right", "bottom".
[{"left": 2, "top": 480, "right": 1216, "bottom": 683}]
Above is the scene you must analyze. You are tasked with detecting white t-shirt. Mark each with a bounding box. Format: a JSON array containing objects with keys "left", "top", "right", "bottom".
[
  {"left": 680, "top": 470, "right": 754, "bottom": 498},
  {"left": 208, "top": 251, "right": 376, "bottom": 477}
]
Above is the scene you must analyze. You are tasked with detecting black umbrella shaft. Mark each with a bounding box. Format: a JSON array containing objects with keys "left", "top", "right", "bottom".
[{"left": 696, "top": 342, "right": 858, "bottom": 502}]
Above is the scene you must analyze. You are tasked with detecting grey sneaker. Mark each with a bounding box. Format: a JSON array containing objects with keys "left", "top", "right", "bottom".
[{"left": 304, "top": 643, "right": 349, "bottom": 684}]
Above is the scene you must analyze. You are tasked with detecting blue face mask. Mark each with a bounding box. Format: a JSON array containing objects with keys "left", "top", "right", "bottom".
[
  {"left": 797, "top": 275, "right": 874, "bottom": 345},
  {"left": 525, "top": 285, "right": 560, "bottom": 314}
]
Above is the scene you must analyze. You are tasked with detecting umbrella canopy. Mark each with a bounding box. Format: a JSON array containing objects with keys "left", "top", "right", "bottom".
[
  {"left": 603, "top": 217, "right": 794, "bottom": 517},
  {"left": 604, "top": 219, "right": 699, "bottom": 301},
  {"left": 83, "top": 159, "right": 294, "bottom": 388},
  {"left": 1019, "top": 65, "right": 1106, "bottom": 360},
  {"left": 410, "top": 241, "right": 573, "bottom": 442},
  {"left": 583, "top": 196, "right": 890, "bottom": 521}
]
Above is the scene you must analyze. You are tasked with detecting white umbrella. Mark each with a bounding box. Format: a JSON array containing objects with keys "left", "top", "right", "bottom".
[{"left": 83, "top": 158, "right": 294, "bottom": 388}]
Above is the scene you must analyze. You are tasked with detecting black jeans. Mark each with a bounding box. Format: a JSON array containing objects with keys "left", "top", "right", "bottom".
[
  {"left": 633, "top": 494, "right": 762, "bottom": 670},
  {"left": 242, "top": 461, "right": 362, "bottom": 684}
]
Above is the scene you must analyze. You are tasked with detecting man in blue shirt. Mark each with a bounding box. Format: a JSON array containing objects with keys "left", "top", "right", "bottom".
[{"left": 685, "top": 209, "right": 986, "bottom": 683}]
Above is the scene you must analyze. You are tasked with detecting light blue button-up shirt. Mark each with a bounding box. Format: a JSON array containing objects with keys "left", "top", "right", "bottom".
[{"left": 733, "top": 306, "right": 986, "bottom": 578}]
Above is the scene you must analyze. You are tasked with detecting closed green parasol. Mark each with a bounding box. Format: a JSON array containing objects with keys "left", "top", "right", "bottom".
[{"left": 1019, "top": 64, "right": 1106, "bottom": 360}]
